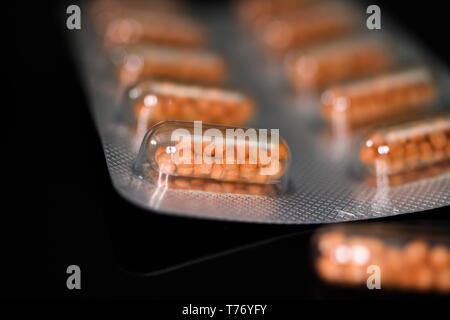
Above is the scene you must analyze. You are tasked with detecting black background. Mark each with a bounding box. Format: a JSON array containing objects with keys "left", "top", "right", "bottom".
[{"left": 8, "top": 0, "right": 450, "bottom": 306}]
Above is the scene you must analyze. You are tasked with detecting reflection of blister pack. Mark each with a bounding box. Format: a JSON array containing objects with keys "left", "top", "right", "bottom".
[{"left": 74, "top": 2, "right": 450, "bottom": 224}]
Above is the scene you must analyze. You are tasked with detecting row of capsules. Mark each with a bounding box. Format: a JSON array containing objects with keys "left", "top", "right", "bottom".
[
  {"left": 235, "top": 0, "right": 449, "bottom": 294},
  {"left": 235, "top": 0, "right": 449, "bottom": 188},
  {"left": 89, "top": 0, "right": 291, "bottom": 196}
]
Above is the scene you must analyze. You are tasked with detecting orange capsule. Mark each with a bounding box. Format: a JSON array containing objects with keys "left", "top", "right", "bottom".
[
  {"left": 128, "top": 78, "right": 254, "bottom": 132},
  {"left": 285, "top": 35, "right": 395, "bottom": 89},
  {"left": 359, "top": 112, "right": 450, "bottom": 177},
  {"left": 134, "top": 121, "right": 290, "bottom": 192},
  {"left": 257, "top": 2, "right": 359, "bottom": 52},
  {"left": 235, "top": 0, "right": 314, "bottom": 27},
  {"left": 102, "top": 10, "right": 206, "bottom": 48},
  {"left": 113, "top": 44, "right": 226, "bottom": 86},
  {"left": 321, "top": 67, "right": 437, "bottom": 129}
]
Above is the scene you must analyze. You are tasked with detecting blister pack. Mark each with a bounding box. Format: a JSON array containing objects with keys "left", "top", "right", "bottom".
[{"left": 73, "top": 0, "right": 449, "bottom": 224}]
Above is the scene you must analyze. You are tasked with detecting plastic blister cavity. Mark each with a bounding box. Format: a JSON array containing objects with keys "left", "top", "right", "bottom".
[
  {"left": 101, "top": 10, "right": 206, "bottom": 48},
  {"left": 134, "top": 121, "right": 289, "bottom": 194},
  {"left": 256, "top": 1, "right": 361, "bottom": 52},
  {"left": 235, "top": 0, "right": 315, "bottom": 27},
  {"left": 285, "top": 35, "right": 395, "bottom": 90},
  {"left": 111, "top": 44, "right": 226, "bottom": 86},
  {"left": 313, "top": 224, "right": 450, "bottom": 293},
  {"left": 321, "top": 66, "right": 438, "bottom": 130},
  {"left": 359, "top": 112, "right": 450, "bottom": 180},
  {"left": 126, "top": 78, "right": 254, "bottom": 135}
]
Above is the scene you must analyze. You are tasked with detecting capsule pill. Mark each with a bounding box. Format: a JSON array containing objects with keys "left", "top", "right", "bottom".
[
  {"left": 235, "top": 0, "right": 314, "bottom": 26},
  {"left": 114, "top": 44, "right": 226, "bottom": 86},
  {"left": 134, "top": 121, "right": 290, "bottom": 187},
  {"left": 285, "top": 35, "right": 395, "bottom": 89},
  {"left": 257, "top": 2, "right": 359, "bottom": 52},
  {"left": 321, "top": 67, "right": 437, "bottom": 129},
  {"left": 102, "top": 10, "right": 206, "bottom": 48},
  {"left": 359, "top": 112, "right": 450, "bottom": 176},
  {"left": 128, "top": 79, "right": 254, "bottom": 132}
]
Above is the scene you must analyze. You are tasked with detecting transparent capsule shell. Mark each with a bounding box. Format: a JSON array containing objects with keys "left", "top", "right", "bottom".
[
  {"left": 359, "top": 111, "right": 450, "bottom": 177},
  {"left": 313, "top": 224, "right": 450, "bottom": 293},
  {"left": 285, "top": 35, "right": 396, "bottom": 90},
  {"left": 127, "top": 78, "right": 254, "bottom": 134},
  {"left": 256, "top": 2, "right": 360, "bottom": 52},
  {"left": 112, "top": 44, "right": 226, "bottom": 86},
  {"left": 321, "top": 66, "right": 438, "bottom": 130},
  {"left": 134, "top": 121, "right": 290, "bottom": 189}
]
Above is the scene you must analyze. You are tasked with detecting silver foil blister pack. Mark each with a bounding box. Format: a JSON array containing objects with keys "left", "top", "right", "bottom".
[{"left": 73, "top": 3, "right": 450, "bottom": 224}]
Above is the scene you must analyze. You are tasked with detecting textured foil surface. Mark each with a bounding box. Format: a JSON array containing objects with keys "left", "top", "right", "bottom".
[{"left": 74, "top": 4, "right": 450, "bottom": 224}]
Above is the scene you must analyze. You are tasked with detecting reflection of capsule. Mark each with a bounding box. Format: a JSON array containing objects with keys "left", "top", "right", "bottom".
[
  {"left": 321, "top": 67, "right": 437, "bottom": 129},
  {"left": 365, "top": 161, "right": 450, "bottom": 187},
  {"left": 285, "top": 35, "right": 395, "bottom": 90},
  {"left": 235, "top": 0, "right": 314, "bottom": 26},
  {"left": 359, "top": 112, "right": 450, "bottom": 177},
  {"left": 313, "top": 224, "right": 450, "bottom": 293},
  {"left": 102, "top": 10, "right": 206, "bottom": 48},
  {"left": 128, "top": 79, "right": 254, "bottom": 132},
  {"left": 113, "top": 44, "right": 226, "bottom": 86},
  {"left": 150, "top": 173, "right": 280, "bottom": 196},
  {"left": 134, "top": 121, "right": 290, "bottom": 186},
  {"left": 257, "top": 2, "right": 359, "bottom": 52}
]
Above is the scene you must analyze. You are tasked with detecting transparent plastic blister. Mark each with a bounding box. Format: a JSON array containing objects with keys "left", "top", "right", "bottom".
[
  {"left": 285, "top": 34, "right": 396, "bottom": 90},
  {"left": 124, "top": 78, "right": 254, "bottom": 136},
  {"left": 110, "top": 44, "right": 226, "bottom": 86},
  {"left": 133, "top": 120, "right": 289, "bottom": 194},
  {"left": 73, "top": 1, "right": 450, "bottom": 224}
]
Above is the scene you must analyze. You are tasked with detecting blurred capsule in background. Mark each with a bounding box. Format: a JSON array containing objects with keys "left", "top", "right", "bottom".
[
  {"left": 100, "top": 10, "right": 206, "bottom": 48},
  {"left": 111, "top": 44, "right": 226, "bottom": 86},
  {"left": 255, "top": 1, "right": 361, "bottom": 52},
  {"left": 285, "top": 35, "right": 396, "bottom": 90},
  {"left": 133, "top": 121, "right": 290, "bottom": 193},
  {"left": 126, "top": 78, "right": 254, "bottom": 134},
  {"left": 321, "top": 66, "right": 437, "bottom": 131},
  {"left": 89, "top": 0, "right": 186, "bottom": 19},
  {"left": 235, "top": 0, "right": 315, "bottom": 27},
  {"left": 313, "top": 224, "right": 450, "bottom": 293},
  {"left": 359, "top": 112, "right": 450, "bottom": 182},
  {"left": 89, "top": 0, "right": 187, "bottom": 34}
]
